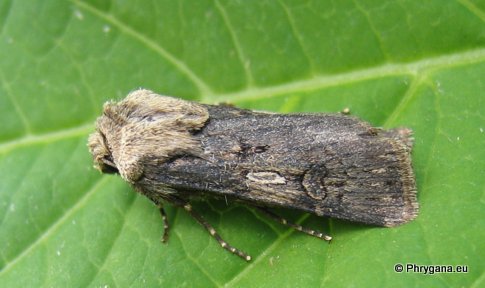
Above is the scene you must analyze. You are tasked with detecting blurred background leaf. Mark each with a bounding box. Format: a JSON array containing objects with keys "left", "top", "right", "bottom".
[{"left": 0, "top": 0, "right": 484, "bottom": 287}]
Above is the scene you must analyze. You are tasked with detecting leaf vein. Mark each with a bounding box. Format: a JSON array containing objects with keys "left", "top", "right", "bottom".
[
  {"left": 0, "top": 0, "right": 13, "bottom": 35},
  {"left": 70, "top": 0, "right": 213, "bottom": 95},
  {"left": 214, "top": 0, "right": 254, "bottom": 87},
  {"left": 0, "top": 71, "right": 32, "bottom": 134},
  {"left": 207, "top": 48, "right": 485, "bottom": 103},
  {"left": 277, "top": 0, "right": 314, "bottom": 74},
  {"left": 173, "top": 226, "right": 222, "bottom": 287},
  {"left": 83, "top": 192, "right": 137, "bottom": 287},
  {"left": 0, "top": 146, "right": 46, "bottom": 232},
  {"left": 457, "top": 0, "right": 485, "bottom": 22},
  {"left": 383, "top": 73, "right": 423, "bottom": 127},
  {"left": 352, "top": 0, "right": 390, "bottom": 62},
  {"left": 223, "top": 214, "right": 311, "bottom": 287},
  {"left": 0, "top": 176, "right": 111, "bottom": 276},
  {"left": 1, "top": 49, "right": 484, "bottom": 155},
  {"left": 55, "top": 41, "right": 99, "bottom": 115},
  {"left": 0, "top": 123, "right": 93, "bottom": 154}
]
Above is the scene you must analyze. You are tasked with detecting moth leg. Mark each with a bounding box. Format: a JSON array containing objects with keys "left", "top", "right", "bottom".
[
  {"left": 256, "top": 207, "right": 332, "bottom": 241},
  {"left": 158, "top": 204, "right": 170, "bottom": 243},
  {"left": 182, "top": 203, "right": 252, "bottom": 261}
]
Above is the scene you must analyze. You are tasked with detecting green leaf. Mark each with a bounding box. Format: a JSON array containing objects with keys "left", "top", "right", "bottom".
[{"left": 0, "top": 0, "right": 483, "bottom": 287}]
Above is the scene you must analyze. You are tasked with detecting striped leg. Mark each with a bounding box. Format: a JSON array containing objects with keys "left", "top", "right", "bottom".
[
  {"left": 158, "top": 204, "right": 170, "bottom": 243},
  {"left": 183, "top": 203, "right": 252, "bottom": 261},
  {"left": 256, "top": 207, "right": 332, "bottom": 241}
]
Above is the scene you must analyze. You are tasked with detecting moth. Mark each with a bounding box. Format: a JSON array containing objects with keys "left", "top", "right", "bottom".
[{"left": 88, "top": 89, "right": 418, "bottom": 261}]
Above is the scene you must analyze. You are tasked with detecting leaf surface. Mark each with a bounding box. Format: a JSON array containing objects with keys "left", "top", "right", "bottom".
[{"left": 0, "top": 1, "right": 484, "bottom": 287}]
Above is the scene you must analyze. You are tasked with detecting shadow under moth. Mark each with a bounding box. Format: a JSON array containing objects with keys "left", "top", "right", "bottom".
[{"left": 88, "top": 89, "right": 418, "bottom": 261}]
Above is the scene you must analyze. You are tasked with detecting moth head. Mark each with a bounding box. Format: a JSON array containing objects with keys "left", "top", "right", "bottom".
[
  {"left": 88, "top": 99, "right": 128, "bottom": 175},
  {"left": 88, "top": 129, "right": 119, "bottom": 174},
  {"left": 87, "top": 89, "right": 210, "bottom": 183}
]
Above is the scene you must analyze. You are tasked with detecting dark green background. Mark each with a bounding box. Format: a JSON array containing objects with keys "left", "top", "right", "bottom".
[{"left": 0, "top": 1, "right": 484, "bottom": 287}]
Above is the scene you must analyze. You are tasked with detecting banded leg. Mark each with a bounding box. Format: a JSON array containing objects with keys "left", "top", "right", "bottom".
[
  {"left": 158, "top": 204, "right": 170, "bottom": 243},
  {"left": 183, "top": 203, "right": 252, "bottom": 261},
  {"left": 256, "top": 207, "right": 332, "bottom": 241}
]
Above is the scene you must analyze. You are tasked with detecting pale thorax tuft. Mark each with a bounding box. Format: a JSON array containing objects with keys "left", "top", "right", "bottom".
[{"left": 88, "top": 89, "right": 209, "bottom": 183}]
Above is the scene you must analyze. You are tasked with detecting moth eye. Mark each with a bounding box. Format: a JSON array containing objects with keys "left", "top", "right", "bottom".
[
  {"left": 100, "top": 163, "right": 119, "bottom": 174},
  {"left": 103, "top": 154, "right": 114, "bottom": 164},
  {"left": 101, "top": 155, "right": 118, "bottom": 174}
]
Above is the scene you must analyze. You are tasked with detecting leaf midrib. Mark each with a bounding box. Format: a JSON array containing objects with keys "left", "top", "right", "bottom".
[
  {"left": 0, "top": 123, "right": 94, "bottom": 154},
  {"left": 1, "top": 47, "right": 484, "bottom": 152},
  {"left": 204, "top": 48, "right": 485, "bottom": 103},
  {"left": 71, "top": 0, "right": 485, "bottom": 106}
]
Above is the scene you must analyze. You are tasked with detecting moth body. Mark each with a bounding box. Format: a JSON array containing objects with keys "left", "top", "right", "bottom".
[{"left": 88, "top": 89, "right": 418, "bottom": 260}]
